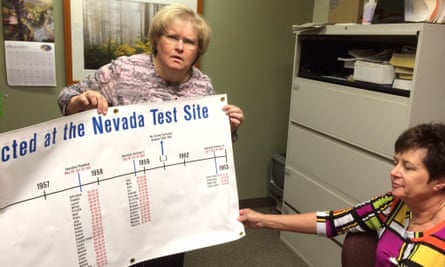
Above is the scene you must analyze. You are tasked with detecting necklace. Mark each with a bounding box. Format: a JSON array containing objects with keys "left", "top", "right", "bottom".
[{"left": 409, "top": 200, "right": 445, "bottom": 225}]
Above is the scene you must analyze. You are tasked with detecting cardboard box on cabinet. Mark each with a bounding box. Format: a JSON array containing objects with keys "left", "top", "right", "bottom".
[{"left": 328, "top": 0, "right": 364, "bottom": 23}]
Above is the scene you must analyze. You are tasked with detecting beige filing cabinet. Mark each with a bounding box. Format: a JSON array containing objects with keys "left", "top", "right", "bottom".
[{"left": 280, "top": 23, "right": 445, "bottom": 267}]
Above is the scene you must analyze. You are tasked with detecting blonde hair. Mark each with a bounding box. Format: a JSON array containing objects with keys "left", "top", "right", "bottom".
[{"left": 149, "top": 4, "right": 211, "bottom": 58}]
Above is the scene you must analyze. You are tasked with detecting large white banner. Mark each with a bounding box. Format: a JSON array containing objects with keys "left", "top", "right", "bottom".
[{"left": 0, "top": 94, "right": 244, "bottom": 267}]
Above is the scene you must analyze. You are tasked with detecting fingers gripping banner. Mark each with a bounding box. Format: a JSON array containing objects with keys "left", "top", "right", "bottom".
[{"left": 0, "top": 94, "right": 244, "bottom": 267}]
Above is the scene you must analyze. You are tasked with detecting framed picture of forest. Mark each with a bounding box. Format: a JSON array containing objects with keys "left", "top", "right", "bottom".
[{"left": 63, "top": 0, "right": 202, "bottom": 85}]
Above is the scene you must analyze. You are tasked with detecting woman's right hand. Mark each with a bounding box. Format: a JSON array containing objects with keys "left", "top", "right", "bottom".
[
  {"left": 238, "top": 208, "right": 265, "bottom": 229},
  {"left": 66, "top": 90, "right": 109, "bottom": 115}
]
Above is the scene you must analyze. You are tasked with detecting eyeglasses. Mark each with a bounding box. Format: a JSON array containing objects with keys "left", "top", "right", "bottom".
[{"left": 162, "top": 34, "right": 198, "bottom": 49}]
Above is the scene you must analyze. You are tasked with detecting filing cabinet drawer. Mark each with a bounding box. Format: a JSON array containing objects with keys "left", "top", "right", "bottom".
[
  {"left": 283, "top": 165, "right": 355, "bottom": 212},
  {"left": 285, "top": 124, "right": 392, "bottom": 202},
  {"left": 290, "top": 78, "right": 409, "bottom": 158}
]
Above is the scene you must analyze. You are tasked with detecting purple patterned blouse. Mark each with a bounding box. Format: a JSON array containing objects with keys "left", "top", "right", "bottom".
[{"left": 58, "top": 53, "right": 215, "bottom": 114}]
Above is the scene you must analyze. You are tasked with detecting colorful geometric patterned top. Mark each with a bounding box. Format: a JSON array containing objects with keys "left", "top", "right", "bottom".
[{"left": 316, "top": 192, "right": 445, "bottom": 267}]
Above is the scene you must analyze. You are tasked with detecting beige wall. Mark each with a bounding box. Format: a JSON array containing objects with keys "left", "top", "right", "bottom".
[
  {"left": 0, "top": 1, "right": 314, "bottom": 200},
  {"left": 313, "top": 0, "right": 329, "bottom": 22},
  {"left": 201, "top": 1, "right": 314, "bottom": 200}
]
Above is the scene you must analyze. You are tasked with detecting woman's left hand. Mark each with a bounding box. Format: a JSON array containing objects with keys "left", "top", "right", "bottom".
[{"left": 223, "top": 104, "right": 244, "bottom": 133}]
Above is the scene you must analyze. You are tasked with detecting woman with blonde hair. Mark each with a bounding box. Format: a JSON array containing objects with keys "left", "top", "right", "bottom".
[{"left": 58, "top": 4, "right": 244, "bottom": 267}]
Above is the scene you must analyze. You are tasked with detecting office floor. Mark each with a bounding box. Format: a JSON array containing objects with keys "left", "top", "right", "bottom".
[{"left": 184, "top": 206, "right": 308, "bottom": 267}]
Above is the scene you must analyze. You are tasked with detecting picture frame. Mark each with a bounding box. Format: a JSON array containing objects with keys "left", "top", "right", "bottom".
[{"left": 63, "top": 0, "right": 202, "bottom": 85}]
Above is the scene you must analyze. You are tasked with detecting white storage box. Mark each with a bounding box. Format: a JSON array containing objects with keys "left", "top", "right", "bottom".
[{"left": 353, "top": 60, "right": 395, "bottom": 84}]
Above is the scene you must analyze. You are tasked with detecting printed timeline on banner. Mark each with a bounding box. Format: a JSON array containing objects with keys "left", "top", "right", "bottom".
[{"left": 0, "top": 94, "right": 244, "bottom": 267}]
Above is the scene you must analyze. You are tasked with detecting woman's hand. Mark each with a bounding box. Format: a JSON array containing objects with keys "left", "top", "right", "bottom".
[
  {"left": 66, "top": 90, "right": 109, "bottom": 115},
  {"left": 223, "top": 104, "right": 244, "bottom": 133},
  {"left": 238, "top": 208, "right": 265, "bottom": 229}
]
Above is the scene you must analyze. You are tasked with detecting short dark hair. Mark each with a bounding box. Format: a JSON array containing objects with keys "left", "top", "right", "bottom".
[{"left": 395, "top": 123, "right": 445, "bottom": 182}]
